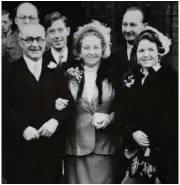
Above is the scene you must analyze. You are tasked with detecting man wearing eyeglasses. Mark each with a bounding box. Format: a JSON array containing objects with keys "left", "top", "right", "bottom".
[
  {"left": 2, "top": 2, "right": 39, "bottom": 64},
  {"left": 4, "top": 23, "right": 75, "bottom": 183}
]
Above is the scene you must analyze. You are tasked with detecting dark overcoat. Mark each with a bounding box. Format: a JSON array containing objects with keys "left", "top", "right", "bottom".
[{"left": 4, "top": 56, "right": 75, "bottom": 183}]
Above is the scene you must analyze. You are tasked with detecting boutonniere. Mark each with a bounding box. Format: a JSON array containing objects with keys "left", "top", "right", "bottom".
[
  {"left": 123, "top": 72, "right": 135, "bottom": 88},
  {"left": 67, "top": 67, "right": 83, "bottom": 84},
  {"left": 47, "top": 61, "right": 58, "bottom": 69}
]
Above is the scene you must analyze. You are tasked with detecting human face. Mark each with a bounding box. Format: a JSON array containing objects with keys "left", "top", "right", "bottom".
[
  {"left": 2, "top": 13, "right": 12, "bottom": 34},
  {"left": 80, "top": 35, "right": 102, "bottom": 67},
  {"left": 137, "top": 39, "right": 159, "bottom": 69},
  {"left": 47, "top": 19, "right": 70, "bottom": 51},
  {"left": 122, "top": 10, "right": 145, "bottom": 44},
  {"left": 15, "top": 3, "right": 39, "bottom": 28},
  {"left": 19, "top": 25, "right": 46, "bottom": 61}
]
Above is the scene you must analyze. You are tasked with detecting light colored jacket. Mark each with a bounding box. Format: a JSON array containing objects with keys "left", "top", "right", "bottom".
[{"left": 66, "top": 79, "right": 122, "bottom": 156}]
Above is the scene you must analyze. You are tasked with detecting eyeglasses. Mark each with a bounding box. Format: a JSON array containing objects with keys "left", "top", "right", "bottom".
[
  {"left": 19, "top": 37, "right": 45, "bottom": 44},
  {"left": 16, "top": 16, "right": 38, "bottom": 22}
]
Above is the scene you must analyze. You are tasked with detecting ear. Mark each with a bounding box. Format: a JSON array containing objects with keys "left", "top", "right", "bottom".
[
  {"left": 18, "top": 38, "right": 23, "bottom": 48},
  {"left": 66, "top": 27, "right": 70, "bottom": 36},
  {"left": 144, "top": 22, "right": 148, "bottom": 28}
]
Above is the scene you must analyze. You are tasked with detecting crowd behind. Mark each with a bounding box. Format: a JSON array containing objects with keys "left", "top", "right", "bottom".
[{"left": 2, "top": 2, "right": 178, "bottom": 184}]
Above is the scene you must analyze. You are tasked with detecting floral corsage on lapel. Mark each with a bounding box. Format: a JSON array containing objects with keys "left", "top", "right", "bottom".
[
  {"left": 123, "top": 72, "right": 135, "bottom": 88},
  {"left": 47, "top": 61, "right": 58, "bottom": 69},
  {"left": 67, "top": 67, "right": 83, "bottom": 86}
]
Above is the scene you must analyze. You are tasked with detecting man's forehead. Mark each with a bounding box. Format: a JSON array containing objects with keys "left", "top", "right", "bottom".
[
  {"left": 21, "top": 26, "right": 45, "bottom": 37},
  {"left": 123, "top": 10, "right": 143, "bottom": 23},
  {"left": 51, "top": 19, "right": 66, "bottom": 28},
  {"left": 17, "top": 3, "right": 38, "bottom": 16}
]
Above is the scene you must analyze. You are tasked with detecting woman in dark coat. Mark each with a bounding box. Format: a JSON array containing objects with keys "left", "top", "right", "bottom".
[{"left": 118, "top": 27, "right": 178, "bottom": 184}]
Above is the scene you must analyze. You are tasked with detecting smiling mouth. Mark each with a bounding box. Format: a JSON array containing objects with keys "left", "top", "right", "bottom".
[
  {"left": 30, "top": 49, "right": 40, "bottom": 52},
  {"left": 54, "top": 40, "right": 63, "bottom": 43},
  {"left": 142, "top": 59, "right": 152, "bottom": 61}
]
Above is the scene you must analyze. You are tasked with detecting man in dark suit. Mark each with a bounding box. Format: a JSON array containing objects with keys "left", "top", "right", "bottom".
[
  {"left": 113, "top": 6, "right": 147, "bottom": 80},
  {"left": 4, "top": 24, "right": 75, "bottom": 183},
  {"left": 43, "top": 11, "right": 73, "bottom": 71}
]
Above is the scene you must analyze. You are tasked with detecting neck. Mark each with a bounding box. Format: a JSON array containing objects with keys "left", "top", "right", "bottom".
[
  {"left": 53, "top": 46, "right": 66, "bottom": 53},
  {"left": 84, "top": 63, "right": 100, "bottom": 71},
  {"left": 142, "top": 67, "right": 149, "bottom": 74}
]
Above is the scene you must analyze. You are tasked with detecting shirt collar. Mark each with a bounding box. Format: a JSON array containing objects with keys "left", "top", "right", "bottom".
[
  {"left": 127, "top": 42, "right": 133, "bottom": 50},
  {"left": 152, "top": 62, "right": 161, "bottom": 71},
  {"left": 51, "top": 46, "right": 68, "bottom": 64},
  {"left": 141, "top": 62, "right": 161, "bottom": 75},
  {"left": 23, "top": 54, "right": 42, "bottom": 71}
]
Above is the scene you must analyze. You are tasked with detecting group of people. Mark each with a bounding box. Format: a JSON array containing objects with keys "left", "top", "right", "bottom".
[{"left": 2, "top": 2, "right": 178, "bottom": 184}]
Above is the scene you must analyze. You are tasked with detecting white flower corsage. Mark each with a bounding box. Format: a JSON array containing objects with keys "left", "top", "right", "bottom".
[
  {"left": 67, "top": 67, "right": 83, "bottom": 84},
  {"left": 124, "top": 74, "right": 135, "bottom": 88},
  {"left": 47, "top": 61, "right": 58, "bottom": 69}
]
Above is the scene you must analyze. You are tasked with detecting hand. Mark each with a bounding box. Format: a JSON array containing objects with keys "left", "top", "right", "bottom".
[
  {"left": 55, "top": 98, "right": 69, "bottom": 111},
  {"left": 38, "top": 119, "right": 59, "bottom": 137},
  {"left": 23, "top": 126, "right": 39, "bottom": 141},
  {"left": 92, "top": 112, "right": 111, "bottom": 130},
  {"left": 132, "top": 130, "right": 150, "bottom": 147}
]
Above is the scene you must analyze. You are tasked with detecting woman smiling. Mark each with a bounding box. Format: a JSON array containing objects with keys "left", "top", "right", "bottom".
[
  {"left": 56, "top": 20, "right": 122, "bottom": 183},
  {"left": 120, "top": 27, "right": 178, "bottom": 183}
]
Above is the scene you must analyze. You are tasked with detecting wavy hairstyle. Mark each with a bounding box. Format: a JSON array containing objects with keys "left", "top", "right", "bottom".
[
  {"left": 130, "top": 29, "right": 171, "bottom": 73},
  {"left": 72, "top": 30, "right": 113, "bottom": 105}
]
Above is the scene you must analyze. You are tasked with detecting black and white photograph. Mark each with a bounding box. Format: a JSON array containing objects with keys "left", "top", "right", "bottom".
[{"left": 2, "top": 1, "right": 178, "bottom": 184}]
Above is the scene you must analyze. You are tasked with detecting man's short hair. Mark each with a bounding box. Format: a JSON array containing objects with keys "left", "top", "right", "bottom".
[
  {"left": 2, "top": 9, "right": 12, "bottom": 20},
  {"left": 124, "top": 5, "right": 146, "bottom": 23},
  {"left": 44, "top": 11, "right": 69, "bottom": 31},
  {"left": 13, "top": 2, "right": 40, "bottom": 18}
]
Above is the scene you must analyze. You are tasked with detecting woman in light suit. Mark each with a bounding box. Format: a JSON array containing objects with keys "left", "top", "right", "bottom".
[{"left": 56, "top": 20, "right": 122, "bottom": 184}]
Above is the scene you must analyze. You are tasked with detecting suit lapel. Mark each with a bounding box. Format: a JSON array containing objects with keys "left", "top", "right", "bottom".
[{"left": 19, "top": 57, "right": 39, "bottom": 88}]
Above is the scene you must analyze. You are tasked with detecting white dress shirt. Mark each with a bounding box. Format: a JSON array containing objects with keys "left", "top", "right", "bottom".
[
  {"left": 23, "top": 55, "right": 42, "bottom": 81},
  {"left": 51, "top": 46, "right": 68, "bottom": 65},
  {"left": 84, "top": 65, "right": 99, "bottom": 103},
  {"left": 127, "top": 43, "right": 133, "bottom": 61}
]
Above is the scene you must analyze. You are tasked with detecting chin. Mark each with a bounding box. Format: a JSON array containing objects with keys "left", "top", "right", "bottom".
[{"left": 30, "top": 54, "right": 41, "bottom": 60}]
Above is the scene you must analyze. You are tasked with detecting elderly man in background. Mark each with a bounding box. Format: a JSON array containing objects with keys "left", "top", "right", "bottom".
[
  {"left": 113, "top": 6, "right": 147, "bottom": 80},
  {"left": 2, "top": 2, "right": 39, "bottom": 63}
]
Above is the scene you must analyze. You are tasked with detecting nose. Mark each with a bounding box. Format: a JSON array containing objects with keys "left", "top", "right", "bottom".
[
  {"left": 31, "top": 39, "right": 39, "bottom": 47},
  {"left": 143, "top": 50, "right": 149, "bottom": 57},
  {"left": 88, "top": 48, "right": 95, "bottom": 55},
  {"left": 54, "top": 31, "right": 60, "bottom": 38},
  {"left": 126, "top": 25, "right": 131, "bottom": 32},
  {"left": 24, "top": 17, "right": 30, "bottom": 24}
]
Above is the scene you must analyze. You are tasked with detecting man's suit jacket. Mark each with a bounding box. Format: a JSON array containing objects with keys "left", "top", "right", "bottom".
[
  {"left": 66, "top": 78, "right": 122, "bottom": 156},
  {"left": 43, "top": 48, "right": 73, "bottom": 71},
  {"left": 5, "top": 56, "right": 75, "bottom": 183}
]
